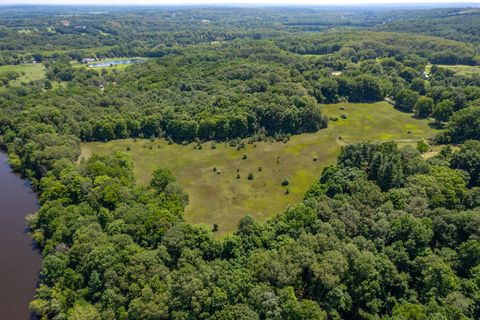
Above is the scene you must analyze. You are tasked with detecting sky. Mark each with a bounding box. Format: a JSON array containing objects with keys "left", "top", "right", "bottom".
[{"left": 2, "top": 0, "right": 479, "bottom": 5}]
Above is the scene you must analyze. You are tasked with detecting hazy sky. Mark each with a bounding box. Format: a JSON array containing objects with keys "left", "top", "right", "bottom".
[{"left": 3, "top": 0, "right": 480, "bottom": 5}]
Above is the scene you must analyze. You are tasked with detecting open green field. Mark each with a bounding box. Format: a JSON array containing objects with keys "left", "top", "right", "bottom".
[
  {"left": 431, "top": 64, "right": 480, "bottom": 75},
  {"left": 0, "top": 63, "right": 45, "bottom": 84},
  {"left": 439, "top": 64, "right": 480, "bottom": 74},
  {"left": 80, "top": 102, "right": 437, "bottom": 235}
]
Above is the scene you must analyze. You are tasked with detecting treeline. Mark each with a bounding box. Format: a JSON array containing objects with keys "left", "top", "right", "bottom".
[
  {"left": 379, "top": 9, "right": 480, "bottom": 43},
  {"left": 2, "top": 36, "right": 479, "bottom": 184},
  {"left": 276, "top": 31, "right": 479, "bottom": 65},
  {"left": 23, "top": 140, "right": 480, "bottom": 319},
  {"left": 391, "top": 64, "right": 480, "bottom": 142},
  {"left": 2, "top": 6, "right": 480, "bottom": 66}
]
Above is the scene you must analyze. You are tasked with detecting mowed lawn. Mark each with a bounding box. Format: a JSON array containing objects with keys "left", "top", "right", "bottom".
[
  {"left": 80, "top": 102, "right": 437, "bottom": 234},
  {"left": 0, "top": 63, "right": 46, "bottom": 85}
]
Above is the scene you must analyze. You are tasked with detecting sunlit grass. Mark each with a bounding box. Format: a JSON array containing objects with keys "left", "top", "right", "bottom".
[{"left": 81, "top": 102, "right": 437, "bottom": 235}]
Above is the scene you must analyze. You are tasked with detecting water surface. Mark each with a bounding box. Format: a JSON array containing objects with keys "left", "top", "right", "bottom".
[
  {"left": 0, "top": 152, "right": 41, "bottom": 320},
  {"left": 88, "top": 59, "right": 145, "bottom": 68}
]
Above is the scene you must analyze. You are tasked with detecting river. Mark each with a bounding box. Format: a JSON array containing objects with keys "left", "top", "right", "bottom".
[{"left": 0, "top": 152, "right": 41, "bottom": 319}]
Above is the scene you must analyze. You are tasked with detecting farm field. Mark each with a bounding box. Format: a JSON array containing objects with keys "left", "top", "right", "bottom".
[
  {"left": 80, "top": 102, "right": 438, "bottom": 235},
  {"left": 0, "top": 63, "right": 45, "bottom": 84}
]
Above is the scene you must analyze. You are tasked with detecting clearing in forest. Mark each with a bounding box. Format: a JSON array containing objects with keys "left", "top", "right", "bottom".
[
  {"left": 0, "top": 63, "right": 45, "bottom": 85},
  {"left": 80, "top": 102, "right": 437, "bottom": 234},
  {"left": 426, "top": 63, "right": 480, "bottom": 75}
]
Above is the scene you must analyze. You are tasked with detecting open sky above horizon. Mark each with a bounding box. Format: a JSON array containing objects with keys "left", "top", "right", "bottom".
[{"left": 2, "top": 0, "right": 480, "bottom": 6}]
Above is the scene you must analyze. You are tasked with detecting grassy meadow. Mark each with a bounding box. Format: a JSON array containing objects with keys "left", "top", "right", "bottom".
[
  {"left": 426, "top": 63, "right": 480, "bottom": 75},
  {"left": 80, "top": 102, "right": 437, "bottom": 235},
  {"left": 0, "top": 63, "right": 46, "bottom": 84},
  {"left": 439, "top": 64, "right": 480, "bottom": 75}
]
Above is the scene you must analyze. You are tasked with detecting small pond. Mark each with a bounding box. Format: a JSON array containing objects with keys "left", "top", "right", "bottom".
[{"left": 88, "top": 59, "right": 145, "bottom": 68}]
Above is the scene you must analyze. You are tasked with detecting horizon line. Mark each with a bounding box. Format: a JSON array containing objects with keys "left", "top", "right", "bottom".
[{"left": 2, "top": 1, "right": 480, "bottom": 6}]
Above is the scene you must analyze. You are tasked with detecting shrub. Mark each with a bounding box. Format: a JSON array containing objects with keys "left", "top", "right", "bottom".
[
  {"left": 248, "top": 173, "right": 254, "bottom": 180},
  {"left": 242, "top": 154, "right": 247, "bottom": 160},
  {"left": 281, "top": 177, "right": 290, "bottom": 186},
  {"left": 417, "top": 140, "right": 429, "bottom": 153}
]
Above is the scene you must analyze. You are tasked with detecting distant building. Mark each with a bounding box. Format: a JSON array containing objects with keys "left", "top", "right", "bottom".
[
  {"left": 422, "top": 71, "right": 430, "bottom": 79},
  {"left": 81, "top": 58, "right": 96, "bottom": 64}
]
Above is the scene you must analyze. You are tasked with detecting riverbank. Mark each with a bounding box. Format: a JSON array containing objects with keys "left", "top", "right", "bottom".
[{"left": 0, "top": 152, "right": 41, "bottom": 319}]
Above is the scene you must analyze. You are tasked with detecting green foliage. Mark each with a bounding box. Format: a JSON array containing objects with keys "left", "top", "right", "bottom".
[
  {"left": 395, "top": 89, "right": 419, "bottom": 112},
  {"left": 417, "top": 140, "right": 429, "bottom": 153},
  {"left": 1, "top": 6, "right": 479, "bottom": 320},
  {"left": 414, "top": 96, "right": 434, "bottom": 118},
  {"left": 452, "top": 140, "right": 480, "bottom": 187},
  {"left": 446, "top": 106, "right": 480, "bottom": 142},
  {"left": 432, "top": 99, "right": 455, "bottom": 122},
  {"left": 150, "top": 167, "right": 176, "bottom": 193}
]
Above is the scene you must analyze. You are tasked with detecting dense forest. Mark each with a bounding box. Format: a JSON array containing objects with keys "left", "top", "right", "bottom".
[{"left": 0, "top": 4, "right": 479, "bottom": 320}]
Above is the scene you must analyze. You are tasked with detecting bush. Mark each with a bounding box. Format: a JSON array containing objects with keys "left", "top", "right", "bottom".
[
  {"left": 248, "top": 173, "right": 254, "bottom": 180},
  {"left": 242, "top": 154, "right": 247, "bottom": 160},
  {"left": 281, "top": 177, "right": 290, "bottom": 186},
  {"left": 417, "top": 140, "right": 429, "bottom": 153}
]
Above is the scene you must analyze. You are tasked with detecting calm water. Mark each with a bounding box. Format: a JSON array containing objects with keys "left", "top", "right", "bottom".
[
  {"left": 88, "top": 59, "right": 144, "bottom": 68},
  {"left": 0, "top": 152, "right": 41, "bottom": 319}
]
